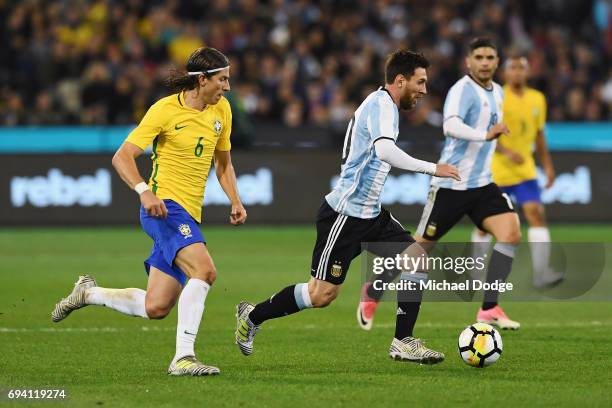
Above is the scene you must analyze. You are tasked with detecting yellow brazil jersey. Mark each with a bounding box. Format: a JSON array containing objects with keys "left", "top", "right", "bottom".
[
  {"left": 125, "top": 92, "right": 232, "bottom": 223},
  {"left": 492, "top": 86, "right": 546, "bottom": 187}
]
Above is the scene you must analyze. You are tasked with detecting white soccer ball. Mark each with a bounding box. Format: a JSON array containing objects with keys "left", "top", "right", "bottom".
[{"left": 458, "top": 323, "right": 503, "bottom": 368}]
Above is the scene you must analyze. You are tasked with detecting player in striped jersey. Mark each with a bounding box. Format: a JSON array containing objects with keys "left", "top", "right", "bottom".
[
  {"left": 235, "top": 50, "right": 459, "bottom": 364},
  {"left": 418, "top": 38, "right": 521, "bottom": 329},
  {"left": 357, "top": 38, "right": 521, "bottom": 331}
]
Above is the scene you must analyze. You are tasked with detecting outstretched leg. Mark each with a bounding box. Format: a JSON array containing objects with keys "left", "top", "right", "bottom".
[
  {"left": 235, "top": 277, "right": 337, "bottom": 356},
  {"left": 86, "top": 267, "right": 180, "bottom": 319},
  {"left": 51, "top": 270, "right": 177, "bottom": 323}
]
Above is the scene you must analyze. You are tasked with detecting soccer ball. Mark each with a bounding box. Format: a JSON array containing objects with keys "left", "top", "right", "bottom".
[{"left": 457, "top": 323, "right": 503, "bottom": 368}]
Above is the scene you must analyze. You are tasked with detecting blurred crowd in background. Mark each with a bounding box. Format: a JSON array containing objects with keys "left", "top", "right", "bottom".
[{"left": 1, "top": 0, "right": 611, "bottom": 134}]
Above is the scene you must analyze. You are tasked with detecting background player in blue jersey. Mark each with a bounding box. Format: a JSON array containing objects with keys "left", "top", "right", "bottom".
[{"left": 234, "top": 50, "right": 459, "bottom": 364}]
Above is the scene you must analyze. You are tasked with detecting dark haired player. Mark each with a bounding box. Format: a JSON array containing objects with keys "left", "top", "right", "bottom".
[
  {"left": 358, "top": 38, "right": 521, "bottom": 331},
  {"left": 472, "top": 55, "right": 561, "bottom": 288},
  {"left": 235, "top": 50, "right": 459, "bottom": 364},
  {"left": 52, "top": 47, "right": 246, "bottom": 376}
]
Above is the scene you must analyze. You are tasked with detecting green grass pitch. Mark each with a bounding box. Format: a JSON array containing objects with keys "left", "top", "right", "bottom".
[{"left": 1, "top": 224, "right": 611, "bottom": 407}]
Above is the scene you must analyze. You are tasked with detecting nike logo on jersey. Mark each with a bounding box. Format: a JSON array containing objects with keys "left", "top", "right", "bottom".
[
  {"left": 184, "top": 330, "right": 197, "bottom": 336},
  {"left": 175, "top": 123, "right": 188, "bottom": 130}
]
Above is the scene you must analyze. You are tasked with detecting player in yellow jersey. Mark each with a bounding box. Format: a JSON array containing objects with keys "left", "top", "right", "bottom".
[
  {"left": 471, "top": 55, "right": 562, "bottom": 288},
  {"left": 51, "top": 47, "right": 246, "bottom": 376}
]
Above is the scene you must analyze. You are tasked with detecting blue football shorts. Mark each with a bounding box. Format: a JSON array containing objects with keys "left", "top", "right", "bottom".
[
  {"left": 499, "top": 179, "right": 542, "bottom": 206},
  {"left": 139, "top": 199, "right": 205, "bottom": 286}
]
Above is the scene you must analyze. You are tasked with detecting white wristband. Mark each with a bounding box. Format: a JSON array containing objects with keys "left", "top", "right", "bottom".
[{"left": 134, "top": 182, "right": 150, "bottom": 195}]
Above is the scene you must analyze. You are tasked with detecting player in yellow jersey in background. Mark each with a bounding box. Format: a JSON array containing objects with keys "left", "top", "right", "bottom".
[
  {"left": 51, "top": 47, "right": 246, "bottom": 376},
  {"left": 472, "top": 55, "right": 563, "bottom": 288}
]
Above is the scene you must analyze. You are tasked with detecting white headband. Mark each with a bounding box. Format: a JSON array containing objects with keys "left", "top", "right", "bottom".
[
  {"left": 504, "top": 57, "right": 528, "bottom": 69},
  {"left": 187, "top": 66, "right": 230, "bottom": 75}
]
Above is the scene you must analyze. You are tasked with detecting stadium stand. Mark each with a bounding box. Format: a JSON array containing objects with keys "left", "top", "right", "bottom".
[{"left": 1, "top": 0, "right": 610, "bottom": 134}]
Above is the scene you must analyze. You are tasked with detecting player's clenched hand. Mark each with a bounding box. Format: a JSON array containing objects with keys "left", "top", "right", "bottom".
[
  {"left": 435, "top": 163, "right": 461, "bottom": 181},
  {"left": 141, "top": 191, "right": 168, "bottom": 218},
  {"left": 230, "top": 203, "right": 247, "bottom": 226},
  {"left": 486, "top": 123, "right": 509, "bottom": 140}
]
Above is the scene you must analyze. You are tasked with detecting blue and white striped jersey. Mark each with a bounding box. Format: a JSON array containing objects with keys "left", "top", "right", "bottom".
[
  {"left": 325, "top": 88, "right": 398, "bottom": 219},
  {"left": 431, "top": 75, "right": 504, "bottom": 190}
]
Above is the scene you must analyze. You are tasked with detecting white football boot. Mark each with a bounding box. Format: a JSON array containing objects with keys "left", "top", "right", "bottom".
[{"left": 51, "top": 275, "right": 97, "bottom": 322}]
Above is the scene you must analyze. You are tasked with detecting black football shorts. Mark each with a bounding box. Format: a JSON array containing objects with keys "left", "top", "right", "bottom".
[
  {"left": 310, "top": 200, "right": 415, "bottom": 285},
  {"left": 416, "top": 183, "right": 516, "bottom": 241}
]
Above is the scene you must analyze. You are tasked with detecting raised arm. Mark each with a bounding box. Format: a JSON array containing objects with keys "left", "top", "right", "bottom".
[
  {"left": 444, "top": 117, "right": 509, "bottom": 141},
  {"left": 373, "top": 138, "right": 460, "bottom": 181},
  {"left": 443, "top": 83, "right": 508, "bottom": 141},
  {"left": 112, "top": 141, "right": 168, "bottom": 218},
  {"left": 214, "top": 149, "right": 246, "bottom": 225}
]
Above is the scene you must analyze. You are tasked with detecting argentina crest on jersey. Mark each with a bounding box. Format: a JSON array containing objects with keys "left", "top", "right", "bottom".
[{"left": 326, "top": 88, "right": 399, "bottom": 219}]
